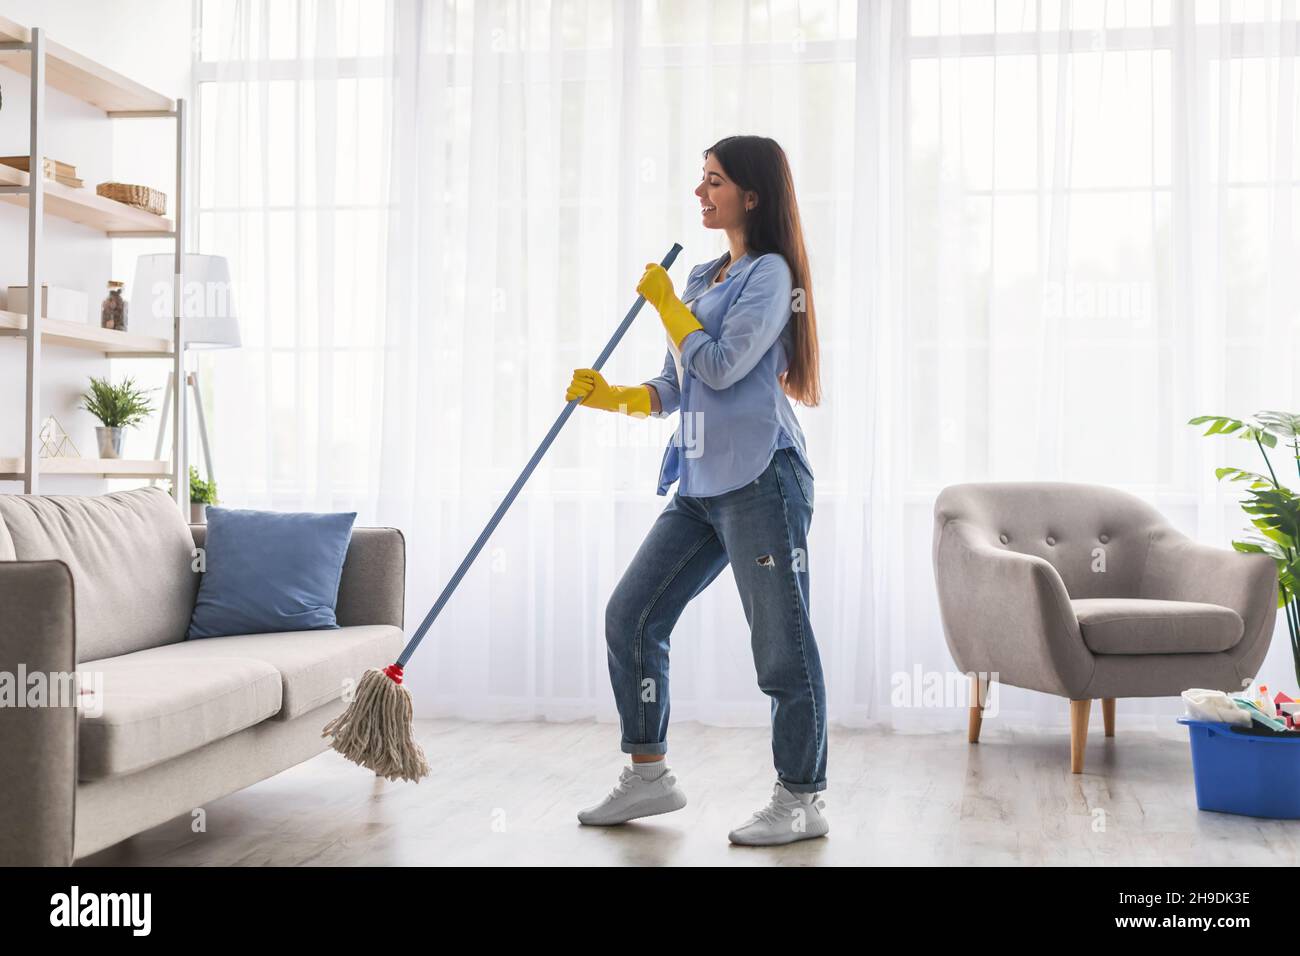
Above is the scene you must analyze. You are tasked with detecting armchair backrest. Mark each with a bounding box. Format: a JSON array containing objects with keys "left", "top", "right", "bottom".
[{"left": 933, "top": 482, "right": 1169, "bottom": 600}]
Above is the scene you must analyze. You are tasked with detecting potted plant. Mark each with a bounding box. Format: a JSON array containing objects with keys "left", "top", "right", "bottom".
[
  {"left": 188, "top": 465, "right": 218, "bottom": 524},
  {"left": 78, "top": 375, "right": 154, "bottom": 459},
  {"left": 1191, "top": 411, "right": 1300, "bottom": 687}
]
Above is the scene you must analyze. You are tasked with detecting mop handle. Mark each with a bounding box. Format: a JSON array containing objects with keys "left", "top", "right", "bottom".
[{"left": 395, "top": 242, "right": 684, "bottom": 667}]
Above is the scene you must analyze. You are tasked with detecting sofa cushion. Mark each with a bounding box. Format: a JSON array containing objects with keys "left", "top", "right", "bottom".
[
  {"left": 0, "top": 487, "right": 199, "bottom": 661},
  {"left": 0, "top": 511, "right": 14, "bottom": 560},
  {"left": 78, "top": 655, "right": 282, "bottom": 781},
  {"left": 187, "top": 506, "right": 357, "bottom": 639},
  {"left": 1072, "top": 598, "right": 1244, "bottom": 655},
  {"left": 92, "top": 624, "right": 403, "bottom": 720}
]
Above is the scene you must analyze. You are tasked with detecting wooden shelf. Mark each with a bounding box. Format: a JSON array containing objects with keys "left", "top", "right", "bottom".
[
  {"left": 0, "top": 16, "right": 174, "bottom": 114},
  {"left": 0, "top": 457, "right": 170, "bottom": 480},
  {"left": 0, "top": 15, "right": 185, "bottom": 502},
  {"left": 0, "top": 162, "right": 173, "bottom": 234},
  {"left": 0, "top": 309, "right": 172, "bottom": 355}
]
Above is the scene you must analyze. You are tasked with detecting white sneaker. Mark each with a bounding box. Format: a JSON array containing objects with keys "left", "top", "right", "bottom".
[
  {"left": 577, "top": 765, "right": 688, "bottom": 826},
  {"left": 728, "top": 781, "right": 829, "bottom": 846}
]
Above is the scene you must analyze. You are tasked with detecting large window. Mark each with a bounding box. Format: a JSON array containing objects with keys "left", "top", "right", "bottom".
[
  {"left": 906, "top": 0, "right": 1300, "bottom": 493},
  {"left": 193, "top": 0, "right": 1299, "bottom": 503}
]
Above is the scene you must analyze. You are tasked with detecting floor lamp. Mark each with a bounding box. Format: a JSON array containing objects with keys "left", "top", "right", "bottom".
[{"left": 133, "top": 254, "right": 241, "bottom": 499}]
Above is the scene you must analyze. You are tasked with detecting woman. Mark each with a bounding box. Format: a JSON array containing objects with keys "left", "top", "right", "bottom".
[{"left": 565, "top": 135, "right": 825, "bottom": 846}]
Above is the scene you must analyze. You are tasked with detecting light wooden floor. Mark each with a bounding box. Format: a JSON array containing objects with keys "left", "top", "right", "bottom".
[{"left": 78, "top": 718, "right": 1300, "bottom": 866}]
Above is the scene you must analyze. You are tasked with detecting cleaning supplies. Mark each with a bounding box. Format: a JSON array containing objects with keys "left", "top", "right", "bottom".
[
  {"left": 322, "top": 243, "right": 685, "bottom": 782},
  {"left": 1235, "top": 697, "right": 1290, "bottom": 732},
  {"left": 1180, "top": 682, "right": 1300, "bottom": 819},
  {"left": 1182, "top": 688, "right": 1251, "bottom": 727},
  {"left": 1239, "top": 678, "right": 1277, "bottom": 716},
  {"left": 1180, "top": 718, "right": 1300, "bottom": 819},
  {"left": 1276, "top": 692, "right": 1300, "bottom": 729}
]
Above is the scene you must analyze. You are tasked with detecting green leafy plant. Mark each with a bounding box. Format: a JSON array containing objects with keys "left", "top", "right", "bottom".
[
  {"left": 1190, "top": 411, "right": 1300, "bottom": 687},
  {"left": 189, "top": 465, "right": 218, "bottom": 505},
  {"left": 79, "top": 375, "right": 154, "bottom": 429}
]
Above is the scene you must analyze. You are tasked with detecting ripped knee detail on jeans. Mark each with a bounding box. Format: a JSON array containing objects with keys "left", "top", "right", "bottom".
[{"left": 754, "top": 548, "right": 809, "bottom": 572}]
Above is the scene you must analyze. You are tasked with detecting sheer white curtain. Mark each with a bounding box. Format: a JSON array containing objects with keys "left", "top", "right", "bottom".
[
  {"left": 377, "top": 0, "right": 871, "bottom": 726},
  {"left": 196, "top": 0, "right": 1300, "bottom": 735},
  {"left": 196, "top": 0, "right": 396, "bottom": 513}
]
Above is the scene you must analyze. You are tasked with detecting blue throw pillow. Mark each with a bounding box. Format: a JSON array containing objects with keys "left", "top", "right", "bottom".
[{"left": 187, "top": 506, "right": 357, "bottom": 639}]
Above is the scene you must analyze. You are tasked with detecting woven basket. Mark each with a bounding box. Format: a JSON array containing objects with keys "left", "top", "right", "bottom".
[{"left": 96, "top": 182, "right": 166, "bottom": 216}]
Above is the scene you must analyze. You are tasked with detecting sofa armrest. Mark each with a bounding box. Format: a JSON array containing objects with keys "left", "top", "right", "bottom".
[
  {"left": 933, "top": 518, "right": 1095, "bottom": 697},
  {"left": 335, "top": 527, "right": 406, "bottom": 629},
  {"left": 1140, "top": 526, "right": 1279, "bottom": 678},
  {"left": 0, "top": 560, "right": 77, "bottom": 866}
]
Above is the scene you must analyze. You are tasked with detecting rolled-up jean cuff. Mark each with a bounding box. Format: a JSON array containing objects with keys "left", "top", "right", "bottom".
[
  {"left": 779, "top": 778, "right": 827, "bottom": 794},
  {"left": 621, "top": 740, "right": 668, "bottom": 756}
]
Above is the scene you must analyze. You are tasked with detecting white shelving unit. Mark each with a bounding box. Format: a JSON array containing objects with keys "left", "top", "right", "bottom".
[{"left": 0, "top": 17, "right": 188, "bottom": 510}]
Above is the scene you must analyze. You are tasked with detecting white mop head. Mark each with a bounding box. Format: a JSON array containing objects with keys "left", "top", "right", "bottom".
[{"left": 322, "top": 665, "right": 430, "bottom": 782}]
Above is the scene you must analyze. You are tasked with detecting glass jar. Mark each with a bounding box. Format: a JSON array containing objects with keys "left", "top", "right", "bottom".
[{"left": 101, "top": 280, "right": 127, "bottom": 332}]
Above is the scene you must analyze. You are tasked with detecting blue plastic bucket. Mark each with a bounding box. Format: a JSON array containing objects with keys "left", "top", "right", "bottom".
[{"left": 1179, "top": 718, "right": 1300, "bottom": 819}]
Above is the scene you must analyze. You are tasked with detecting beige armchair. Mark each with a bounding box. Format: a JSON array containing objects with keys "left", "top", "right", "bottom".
[{"left": 932, "top": 482, "right": 1278, "bottom": 772}]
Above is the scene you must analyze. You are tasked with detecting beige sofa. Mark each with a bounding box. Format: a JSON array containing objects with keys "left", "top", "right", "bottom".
[{"left": 0, "top": 486, "right": 405, "bottom": 865}]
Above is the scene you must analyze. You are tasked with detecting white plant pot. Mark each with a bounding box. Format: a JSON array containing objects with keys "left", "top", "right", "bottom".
[
  {"left": 190, "top": 502, "right": 209, "bottom": 524},
  {"left": 95, "top": 426, "right": 124, "bottom": 459}
]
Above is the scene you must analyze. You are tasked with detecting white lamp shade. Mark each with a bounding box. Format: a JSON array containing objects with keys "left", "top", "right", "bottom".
[{"left": 131, "top": 253, "right": 241, "bottom": 349}]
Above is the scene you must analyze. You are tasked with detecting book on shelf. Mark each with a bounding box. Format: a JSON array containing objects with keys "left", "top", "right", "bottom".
[{"left": 0, "top": 155, "right": 79, "bottom": 182}]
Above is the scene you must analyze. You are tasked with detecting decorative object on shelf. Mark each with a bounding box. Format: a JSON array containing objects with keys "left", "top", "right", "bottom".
[
  {"left": 1191, "top": 411, "right": 1300, "bottom": 688},
  {"left": 136, "top": 254, "right": 242, "bottom": 494},
  {"left": 0, "top": 154, "right": 82, "bottom": 187},
  {"left": 79, "top": 374, "right": 155, "bottom": 460},
  {"left": 100, "top": 280, "right": 127, "bottom": 331},
  {"left": 187, "top": 465, "right": 218, "bottom": 524},
  {"left": 96, "top": 181, "right": 165, "bottom": 216},
  {"left": 8, "top": 283, "right": 89, "bottom": 323},
  {"left": 37, "top": 416, "right": 79, "bottom": 459}
]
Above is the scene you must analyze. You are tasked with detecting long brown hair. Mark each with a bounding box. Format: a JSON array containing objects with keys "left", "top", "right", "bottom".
[{"left": 704, "top": 135, "right": 821, "bottom": 407}]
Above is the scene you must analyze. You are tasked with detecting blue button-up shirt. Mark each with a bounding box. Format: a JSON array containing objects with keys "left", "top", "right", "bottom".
[{"left": 642, "top": 250, "right": 814, "bottom": 497}]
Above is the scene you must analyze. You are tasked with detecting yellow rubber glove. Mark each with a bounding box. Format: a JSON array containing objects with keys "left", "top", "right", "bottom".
[
  {"left": 637, "top": 263, "right": 703, "bottom": 349},
  {"left": 565, "top": 367, "right": 652, "bottom": 417}
]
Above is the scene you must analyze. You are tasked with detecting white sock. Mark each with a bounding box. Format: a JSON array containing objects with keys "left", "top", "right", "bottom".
[
  {"left": 631, "top": 760, "right": 667, "bottom": 780},
  {"left": 783, "top": 784, "right": 817, "bottom": 803}
]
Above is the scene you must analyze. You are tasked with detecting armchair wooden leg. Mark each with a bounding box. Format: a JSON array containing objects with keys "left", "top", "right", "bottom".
[
  {"left": 968, "top": 672, "right": 988, "bottom": 743},
  {"left": 1102, "top": 698, "right": 1115, "bottom": 737},
  {"left": 1070, "top": 699, "right": 1091, "bottom": 773}
]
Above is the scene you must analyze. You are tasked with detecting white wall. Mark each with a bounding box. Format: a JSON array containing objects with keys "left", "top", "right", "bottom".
[{"left": 0, "top": 1, "right": 191, "bottom": 493}]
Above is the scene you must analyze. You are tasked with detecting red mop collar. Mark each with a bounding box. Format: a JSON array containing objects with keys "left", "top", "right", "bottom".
[{"left": 383, "top": 663, "right": 405, "bottom": 684}]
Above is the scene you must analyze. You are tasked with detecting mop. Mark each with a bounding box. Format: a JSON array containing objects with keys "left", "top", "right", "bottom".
[{"left": 323, "top": 243, "right": 685, "bottom": 782}]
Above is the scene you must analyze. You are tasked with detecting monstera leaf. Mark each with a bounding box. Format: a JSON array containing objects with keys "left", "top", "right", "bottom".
[
  {"left": 1189, "top": 414, "right": 1279, "bottom": 448},
  {"left": 1254, "top": 410, "right": 1300, "bottom": 442},
  {"left": 1241, "top": 487, "right": 1300, "bottom": 541},
  {"left": 1233, "top": 537, "right": 1300, "bottom": 608},
  {"left": 1216, "top": 466, "right": 1283, "bottom": 491}
]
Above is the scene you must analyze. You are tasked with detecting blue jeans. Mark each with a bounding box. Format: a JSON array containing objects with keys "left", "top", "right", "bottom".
[{"left": 605, "top": 447, "right": 827, "bottom": 794}]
